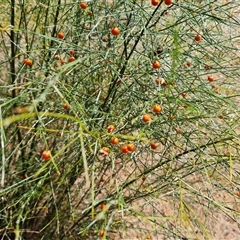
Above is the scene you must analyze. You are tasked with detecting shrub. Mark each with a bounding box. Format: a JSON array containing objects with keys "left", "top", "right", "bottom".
[{"left": 0, "top": 0, "right": 240, "bottom": 239}]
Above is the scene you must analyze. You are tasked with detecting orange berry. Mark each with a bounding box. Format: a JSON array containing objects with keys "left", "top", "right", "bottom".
[
  {"left": 142, "top": 114, "right": 151, "bottom": 123},
  {"left": 151, "top": 0, "right": 159, "bottom": 6},
  {"left": 100, "top": 147, "right": 110, "bottom": 155},
  {"left": 63, "top": 104, "right": 70, "bottom": 110},
  {"left": 194, "top": 34, "right": 201, "bottom": 42},
  {"left": 110, "top": 137, "right": 119, "bottom": 145},
  {"left": 153, "top": 104, "right": 162, "bottom": 113},
  {"left": 111, "top": 27, "right": 120, "bottom": 36},
  {"left": 68, "top": 56, "right": 75, "bottom": 62},
  {"left": 57, "top": 32, "right": 65, "bottom": 39},
  {"left": 107, "top": 125, "right": 115, "bottom": 133},
  {"left": 121, "top": 145, "right": 129, "bottom": 154},
  {"left": 207, "top": 76, "right": 214, "bottom": 82},
  {"left": 100, "top": 203, "right": 107, "bottom": 211},
  {"left": 99, "top": 229, "right": 105, "bottom": 238},
  {"left": 152, "top": 60, "right": 161, "bottom": 69},
  {"left": 42, "top": 150, "right": 51, "bottom": 160},
  {"left": 150, "top": 141, "right": 158, "bottom": 150},
  {"left": 127, "top": 143, "right": 135, "bottom": 152},
  {"left": 164, "top": 0, "right": 173, "bottom": 5},
  {"left": 24, "top": 59, "right": 33, "bottom": 66},
  {"left": 235, "top": 191, "right": 240, "bottom": 197},
  {"left": 80, "top": 2, "right": 87, "bottom": 9}
]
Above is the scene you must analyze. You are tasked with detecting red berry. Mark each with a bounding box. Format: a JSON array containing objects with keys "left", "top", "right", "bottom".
[
  {"left": 80, "top": 2, "right": 87, "bottom": 9},
  {"left": 127, "top": 143, "right": 135, "bottom": 152},
  {"left": 150, "top": 141, "right": 158, "bottom": 150},
  {"left": 152, "top": 60, "right": 161, "bottom": 69},
  {"left": 164, "top": 0, "right": 173, "bottom": 6},
  {"left": 195, "top": 35, "right": 201, "bottom": 42},
  {"left": 42, "top": 150, "right": 51, "bottom": 160},
  {"left": 111, "top": 27, "right": 120, "bottom": 36},
  {"left": 121, "top": 145, "right": 129, "bottom": 154},
  {"left": 24, "top": 59, "right": 33, "bottom": 66},
  {"left": 68, "top": 56, "right": 75, "bottom": 62},
  {"left": 208, "top": 76, "right": 214, "bottom": 82},
  {"left": 57, "top": 32, "right": 65, "bottom": 39},
  {"left": 151, "top": 0, "right": 159, "bottom": 6},
  {"left": 107, "top": 125, "right": 115, "bottom": 133}
]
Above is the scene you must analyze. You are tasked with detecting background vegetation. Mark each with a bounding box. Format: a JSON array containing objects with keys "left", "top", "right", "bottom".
[{"left": 0, "top": 0, "right": 240, "bottom": 239}]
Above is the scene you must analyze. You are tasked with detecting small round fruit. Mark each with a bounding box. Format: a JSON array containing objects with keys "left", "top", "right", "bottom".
[
  {"left": 121, "top": 145, "right": 129, "bottom": 154},
  {"left": 24, "top": 59, "right": 33, "bottom": 66},
  {"left": 57, "top": 32, "right": 65, "bottom": 39},
  {"left": 42, "top": 150, "right": 51, "bottom": 160},
  {"left": 164, "top": 0, "right": 173, "bottom": 5},
  {"left": 207, "top": 76, "right": 214, "bottom": 82},
  {"left": 111, "top": 27, "right": 120, "bottom": 36},
  {"left": 150, "top": 141, "right": 158, "bottom": 150},
  {"left": 107, "top": 125, "right": 115, "bottom": 133},
  {"left": 151, "top": 0, "right": 159, "bottom": 6},
  {"left": 127, "top": 143, "right": 135, "bottom": 152},
  {"left": 100, "top": 203, "right": 107, "bottom": 211},
  {"left": 152, "top": 60, "right": 161, "bottom": 69},
  {"left": 194, "top": 34, "right": 201, "bottom": 42},
  {"left": 80, "top": 2, "right": 87, "bottom": 9},
  {"left": 110, "top": 137, "right": 119, "bottom": 145},
  {"left": 99, "top": 229, "right": 105, "bottom": 237},
  {"left": 68, "top": 56, "right": 75, "bottom": 62},
  {"left": 186, "top": 62, "right": 191, "bottom": 67},
  {"left": 63, "top": 104, "right": 70, "bottom": 110},
  {"left": 153, "top": 104, "right": 162, "bottom": 113},
  {"left": 235, "top": 191, "right": 240, "bottom": 197},
  {"left": 142, "top": 114, "right": 151, "bottom": 123},
  {"left": 100, "top": 147, "right": 110, "bottom": 155},
  {"left": 60, "top": 59, "right": 65, "bottom": 65}
]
